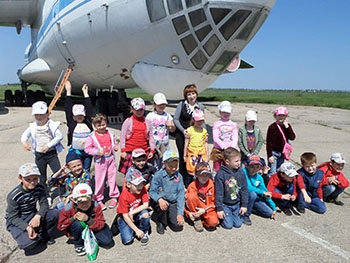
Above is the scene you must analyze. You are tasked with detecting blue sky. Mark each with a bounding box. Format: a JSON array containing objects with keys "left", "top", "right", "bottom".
[{"left": 0, "top": 0, "right": 349, "bottom": 91}]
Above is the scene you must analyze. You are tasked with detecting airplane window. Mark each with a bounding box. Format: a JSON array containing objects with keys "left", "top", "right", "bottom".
[
  {"left": 210, "top": 8, "right": 231, "bottom": 25},
  {"left": 209, "top": 51, "right": 238, "bottom": 73},
  {"left": 172, "top": 15, "right": 189, "bottom": 35},
  {"left": 203, "top": 34, "right": 220, "bottom": 56},
  {"left": 219, "top": 10, "right": 251, "bottom": 40},
  {"left": 185, "top": 0, "right": 201, "bottom": 8},
  {"left": 191, "top": 50, "right": 207, "bottom": 70},
  {"left": 189, "top": 9, "right": 206, "bottom": 27},
  {"left": 167, "top": 0, "right": 183, "bottom": 15},
  {"left": 146, "top": 0, "right": 167, "bottom": 22},
  {"left": 237, "top": 12, "right": 266, "bottom": 41},
  {"left": 195, "top": 25, "right": 212, "bottom": 42},
  {"left": 181, "top": 34, "right": 197, "bottom": 55}
]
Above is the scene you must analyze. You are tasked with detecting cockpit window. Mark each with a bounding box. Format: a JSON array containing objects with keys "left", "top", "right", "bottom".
[
  {"left": 203, "top": 34, "right": 220, "bottom": 56},
  {"left": 167, "top": 0, "right": 183, "bottom": 15},
  {"left": 209, "top": 51, "right": 238, "bottom": 73},
  {"left": 191, "top": 50, "right": 207, "bottom": 70},
  {"left": 219, "top": 10, "right": 251, "bottom": 40},
  {"left": 185, "top": 0, "right": 202, "bottom": 8},
  {"left": 237, "top": 12, "right": 266, "bottom": 41},
  {"left": 210, "top": 8, "right": 230, "bottom": 25},
  {"left": 195, "top": 25, "right": 212, "bottom": 42},
  {"left": 181, "top": 34, "right": 197, "bottom": 55},
  {"left": 173, "top": 15, "right": 189, "bottom": 35},
  {"left": 189, "top": 8, "right": 206, "bottom": 27},
  {"left": 146, "top": 0, "right": 166, "bottom": 22}
]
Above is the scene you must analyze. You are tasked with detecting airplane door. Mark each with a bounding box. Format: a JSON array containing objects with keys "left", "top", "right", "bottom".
[{"left": 53, "top": 1, "right": 75, "bottom": 64}]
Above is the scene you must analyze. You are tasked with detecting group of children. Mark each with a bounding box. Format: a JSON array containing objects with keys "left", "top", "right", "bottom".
[{"left": 6, "top": 82, "right": 349, "bottom": 256}]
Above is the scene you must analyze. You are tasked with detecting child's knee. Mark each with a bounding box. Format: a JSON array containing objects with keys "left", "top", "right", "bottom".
[{"left": 141, "top": 212, "right": 150, "bottom": 219}]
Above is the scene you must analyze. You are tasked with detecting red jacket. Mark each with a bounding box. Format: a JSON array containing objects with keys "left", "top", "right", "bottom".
[
  {"left": 267, "top": 172, "right": 304, "bottom": 199},
  {"left": 318, "top": 161, "right": 349, "bottom": 188}
]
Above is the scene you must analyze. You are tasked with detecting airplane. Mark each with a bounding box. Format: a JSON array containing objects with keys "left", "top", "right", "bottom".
[{"left": 0, "top": 0, "right": 276, "bottom": 101}]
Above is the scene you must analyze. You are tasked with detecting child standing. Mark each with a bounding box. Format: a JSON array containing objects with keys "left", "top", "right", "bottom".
[
  {"left": 117, "top": 168, "right": 151, "bottom": 245},
  {"left": 47, "top": 150, "right": 91, "bottom": 210},
  {"left": 238, "top": 110, "right": 264, "bottom": 164},
  {"left": 318, "top": 153, "right": 349, "bottom": 206},
  {"left": 296, "top": 152, "right": 326, "bottom": 214},
  {"left": 243, "top": 155, "right": 277, "bottom": 220},
  {"left": 185, "top": 162, "right": 218, "bottom": 232},
  {"left": 6, "top": 163, "right": 59, "bottom": 252},
  {"left": 210, "top": 101, "right": 238, "bottom": 173},
  {"left": 215, "top": 147, "right": 251, "bottom": 228},
  {"left": 266, "top": 106, "right": 296, "bottom": 178},
  {"left": 21, "top": 101, "right": 64, "bottom": 190},
  {"left": 184, "top": 109, "right": 209, "bottom": 183},
  {"left": 149, "top": 150, "right": 185, "bottom": 234},
  {"left": 64, "top": 80, "right": 93, "bottom": 172},
  {"left": 118, "top": 97, "right": 155, "bottom": 175},
  {"left": 84, "top": 113, "right": 120, "bottom": 210},
  {"left": 58, "top": 184, "right": 114, "bottom": 256},
  {"left": 146, "top": 93, "right": 176, "bottom": 169}
]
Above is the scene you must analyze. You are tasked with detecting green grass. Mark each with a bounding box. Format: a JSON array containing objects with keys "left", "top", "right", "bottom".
[{"left": 1, "top": 84, "right": 350, "bottom": 110}]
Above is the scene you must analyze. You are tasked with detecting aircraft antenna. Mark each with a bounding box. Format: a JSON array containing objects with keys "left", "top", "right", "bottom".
[{"left": 48, "top": 64, "right": 74, "bottom": 113}]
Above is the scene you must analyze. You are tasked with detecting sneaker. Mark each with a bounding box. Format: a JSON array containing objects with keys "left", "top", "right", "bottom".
[
  {"left": 47, "top": 197, "right": 52, "bottom": 207},
  {"left": 281, "top": 207, "right": 292, "bottom": 216},
  {"left": 75, "top": 246, "right": 86, "bottom": 256},
  {"left": 156, "top": 222, "right": 165, "bottom": 235},
  {"left": 140, "top": 232, "right": 149, "bottom": 246},
  {"left": 99, "top": 202, "right": 107, "bottom": 211},
  {"left": 297, "top": 205, "right": 305, "bottom": 214},
  {"left": 193, "top": 219, "right": 204, "bottom": 232},
  {"left": 243, "top": 216, "right": 252, "bottom": 226},
  {"left": 109, "top": 199, "right": 118, "bottom": 209},
  {"left": 333, "top": 198, "right": 344, "bottom": 206}
]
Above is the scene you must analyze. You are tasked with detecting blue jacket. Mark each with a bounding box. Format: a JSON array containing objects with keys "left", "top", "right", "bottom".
[
  {"left": 149, "top": 167, "right": 185, "bottom": 215},
  {"left": 215, "top": 165, "right": 248, "bottom": 211},
  {"left": 297, "top": 167, "right": 324, "bottom": 199}
]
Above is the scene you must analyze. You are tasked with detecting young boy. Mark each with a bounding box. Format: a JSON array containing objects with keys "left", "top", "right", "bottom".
[
  {"left": 6, "top": 163, "right": 59, "bottom": 253},
  {"left": 47, "top": 150, "right": 91, "bottom": 210},
  {"left": 185, "top": 162, "right": 218, "bottom": 232},
  {"left": 149, "top": 150, "right": 185, "bottom": 234},
  {"left": 318, "top": 153, "right": 349, "bottom": 206},
  {"left": 215, "top": 147, "right": 251, "bottom": 228},
  {"left": 296, "top": 152, "right": 326, "bottom": 214},
  {"left": 267, "top": 162, "right": 300, "bottom": 216},
  {"left": 243, "top": 155, "right": 277, "bottom": 220},
  {"left": 117, "top": 168, "right": 150, "bottom": 245},
  {"left": 21, "top": 101, "right": 64, "bottom": 192},
  {"left": 58, "top": 184, "right": 114, "bottom": 256}
]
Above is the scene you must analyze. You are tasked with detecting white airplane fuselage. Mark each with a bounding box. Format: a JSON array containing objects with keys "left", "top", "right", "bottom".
[{"left": 2, "top": 0, "right": 276, "bottom": 99}]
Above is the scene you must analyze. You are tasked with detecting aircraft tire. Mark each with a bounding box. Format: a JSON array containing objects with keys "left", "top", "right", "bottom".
[
  {"left": 14, "top": 90, "right": 24, "bottom": 106},
  {"left": 35, "top": 90, "right": 47, "bottom": 102},
  {"left": 4, "top": 90, "right": 14, "bottom": 107},
  {"left": 26, "top": 90, "right": 36, "bottom": 106}
]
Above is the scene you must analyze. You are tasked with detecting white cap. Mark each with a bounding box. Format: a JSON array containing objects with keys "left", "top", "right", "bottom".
[
  {"left": 32, "top": 101, "right": 48, "bottom": 115},
  {"left": 218, "top": 101, "right": 232, "bottom": 113},
  {"left": 279, "top": 162, "right": 298, "bottom": 177},
  {"left": 245, "top": 110, "right": 257, "bottom": 121},
  {"left": 330, "top": 153, "right": 346, "bottom": 164},
  {"left": 153, "top": 93, "right": 168, "bottom": 105},
  {"left": 19, "top": 163, "right": 40, "bottom": 177},
  {"left": 72, "top": 104, "right": 86, "bottom": 116},
  {"left": 72, "top": 183, "right": 93, "bottom": 200}
]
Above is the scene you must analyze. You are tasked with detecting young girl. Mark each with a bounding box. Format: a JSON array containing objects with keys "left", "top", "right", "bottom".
[
  {"left": 118, "top": 97, "right": 155, "bottom": 175},
  {"left": 266, "top": 106, "right": 296, "bottom": 178},
  {"left": 146, "top": 93, "right": 176, "bottom": 169},
  {"left": 64, "top": 80, "right": 93, "bottom": 171},
  {"left": 184, "top": 109, "right": 209, "bottom": 185},
  {"left": 84, "top": 113, "right": 120, "bottom": 210},
  {"left": 210, "top": 101, "right": 238, "bottom": 174},
  {"left": 238, "top": 110, "right": 264, "bottom": 165}
]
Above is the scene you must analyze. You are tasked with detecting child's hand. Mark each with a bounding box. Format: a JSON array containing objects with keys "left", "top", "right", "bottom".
[
  {"left": 113, "top": 145, "right": 119, "bottom": 152},
  {"left": 290, "top": 195, "right": 296, "bottom": 201},
  {"left": 264, "top": 192, "right": 272, "bottom": 198},
  {"left": 120, "top": 152, "right": 127, "bottom": 159},
  {"left": 304, "top": 194, "right": 312, "bottom": 203},
  {"left": 97, "top": 148, "right": 105, "bottom": 156},
  {"left": 282, "top": 194, "right": 291, "bottom": 200},
  {"left": 26, "top": 226, "right": 37, "bottom": 239},
  {"left": 193, "top": 207, "right": 205, "bottom": 218},
  {"left": 65, "top": 80, "right": 72, "bottom": 95},
  {"left": 41, "top": 145, "right": 49, "bottom": 153},
  {"left": 188, "top": 212, "right": 196, "bottom": 221},
  {"left": 268, "top": 156, "right": 275, "bottom": 164},
  {"left": 184, "top": 130, "right": 190, "bottom": 139},
  {"left": 239, "top": 207, "right": 247, "bottom": 215},
  {"left": 217, "top": 211, "right": 225, "bottom": 219},
  {"left": 283, "top": 119, "right": 289, "bottom": 128},
  {"left": 22, "top": 142, "right": 31, "bottom": 151},
  {"left": 135, "top": 229, "right": 144, "bottom": 239},
  {"left": 74, "top": 211, "right": 88, "bottom": 221},
  {"left": 177, "top": 214, "right": 184, "bottom": 226},
  {"left": 28, "top": 214, "right": 41, "bottom": 228},
  {"left": 158, "top": 198, "right": 169, "bottom": 211},
  {"left": 271, "top": 210, "right": 277, "bottom": 220},
  {"left": 82, "top": 84, "right": 89, "bottom": 97},
  {"left": 147, "top": 152, "right": 154, "bottom": 160}
]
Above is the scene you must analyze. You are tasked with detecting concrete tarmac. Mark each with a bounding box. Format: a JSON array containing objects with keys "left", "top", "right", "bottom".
[{"left": 1, "top": 102, "right": 350, "bottom": 263}]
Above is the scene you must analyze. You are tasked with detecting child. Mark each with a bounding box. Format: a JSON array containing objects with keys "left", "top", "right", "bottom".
[
  {"left": 117, "top": 168, "right": 150, "bottom": 245},
  {"left": 267, "top": 162, "right": 300, "bottom": 216},
  {"left": 84, "top": 113, "right": 120, "bottom": 210},
  {"left": 243, "top": 155, "right": 277, "bottom": 220},
  {"left": 64, "top": 80, "right": 93, "bottom": 172},
  {"left": 238, "top": 110, "right": 264, "bottom": 165},
  {"left": 118, "top": 97, "right": 155, "bottom": 175},
  {"left": 146, "top": 92, "right": 176, "bottom": 169},
  {"left": 210, "top": 101, "right": 238, "bottom": 173},
  {"left": 47, "top": 150, "right": 91, "bottom": 210},
  {"left": 58, "top": 184, "right": 114, "bottom": 256},
  {"left": 296, "top": 152, "right": 326, "bottom": 214},
  {"left": 125, "top": 148, "right": 157, "bottom": 190},
  {"left": 185, "top": 162, "right": 218, "bottom": 232},
  {"left": 6, "top": 163, "right": 59, "bottom": 252},
  {"left": 215, "top": 147, "right": 251, "bottom": 228},
  {"left": 149, "top": 150, "right": 185, "bottom": 234},
  {"left": 184, "top": 109, "right": 209, "bottom": 183},
  {"left": 21, "top": 101, "right": 64, "bottom": 191},
  {"left": 266, "top": 106, "right": 296, "bottom": 178},
  {"left": 318, "top": 153, "right": 349, "bottom": 206}
]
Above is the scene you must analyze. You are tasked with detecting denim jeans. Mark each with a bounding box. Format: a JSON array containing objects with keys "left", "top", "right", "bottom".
[
  {"left": 221, "top": 203, "right": 243, "bottom": 229},
  {"left": 35, "top": 150, "right": 61, "bottom": 189},
  {"left": 118, "top": 209, "right": 150, "bottom": 245},
  {"left": 297, "top": 192, "right": 326, "bottom": 214},
  {"left": 151, "top": 202, "right": 183, "bottom": 232},
  {"left": 322, "top": 185, "right": 345, "bottom": 200},
  {"left": 268, "top": 151, "right": 284, "bottom": 178},
  {"left": 272, "top": 183, "right": 294, "bottom": 208},
  {"left": 251, "top": 193, "right": 274, "bottom": 218}
]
